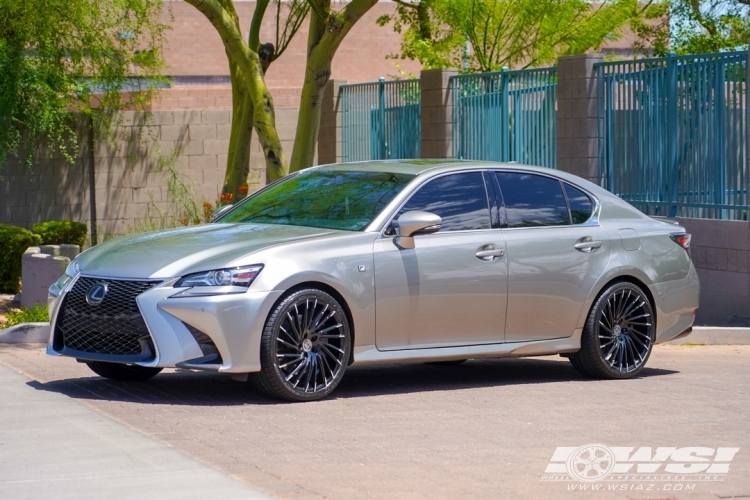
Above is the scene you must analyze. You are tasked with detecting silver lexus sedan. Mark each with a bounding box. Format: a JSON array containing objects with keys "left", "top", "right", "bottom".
[{"left": 47, "top": 160, "right": 699, "bottom": 401}]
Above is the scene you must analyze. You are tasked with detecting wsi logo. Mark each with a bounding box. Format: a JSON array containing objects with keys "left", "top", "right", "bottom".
[{"left": 542, "top": 444, "right": 740, "bottom": 482}]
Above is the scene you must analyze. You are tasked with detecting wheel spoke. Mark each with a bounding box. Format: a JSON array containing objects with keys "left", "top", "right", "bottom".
[
  {"left": 308, "top": 304, "right": 330, "bottom": 333},
  {"left": 619, "top": 294, "right": 640, "bottom": 320},
  {"left": 286, "top": 312, "right": 302, "bottom": 341},
  {"left": 285, "top": 358, "right": 306, "bottom": 382},
  {"left": 630, "top": 328, "right": 652, "bottom": 340},
  {"left": 628, "top": 332, "right": 649, "bottom": 350},
  {"left": 279, "top": 356, "right": 304, "bottom": 369},
  {"left": 316, "top": 323, "right": 343, "bottom": 335},
  {"left": 277, "top": 337, "right": 300, "bottom": 351},
  {"left": 624, "top": 321, "right": 651, "bottom": 327},
  {"left": 279, "top": 326, "right": 298, "bottom": 345},
  {"left": 622, "top": 311, "right": 649, "bottom": 322},
  {"left": 320, "top": 344, "right": 343, "bottom": 366}
]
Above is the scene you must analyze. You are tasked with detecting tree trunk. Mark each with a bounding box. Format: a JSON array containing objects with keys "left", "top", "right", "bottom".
[
  {"left": 222, "top": 62, "right": 254, "bottom": 203},
  {"left": 289, "top": 7, "right": 331, "bottom": 173},
  {"left": 290, "top": 60, "right": 331, "bottom": 172},
  {"left": 249, "top": 67, "right": 288, "bottom": 181}
]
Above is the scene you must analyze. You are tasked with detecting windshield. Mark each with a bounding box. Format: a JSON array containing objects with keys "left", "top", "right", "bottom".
[{"left": 218, "top": 169, "right": 416, "bottom": 231}]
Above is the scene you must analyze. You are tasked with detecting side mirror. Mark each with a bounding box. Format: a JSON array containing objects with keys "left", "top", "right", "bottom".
[
  {"left": 394, "top": 210, "right": 441, "bottom": 249},
  {"left": 211, "top": 204, "right": 234, "bottom": 222}
]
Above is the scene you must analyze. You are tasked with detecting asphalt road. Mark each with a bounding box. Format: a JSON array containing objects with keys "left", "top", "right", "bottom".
[{"left": 0, "top": 344, "right": 748, "bottom": 500}]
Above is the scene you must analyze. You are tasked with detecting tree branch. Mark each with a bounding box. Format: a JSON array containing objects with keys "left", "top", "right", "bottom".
[
  {"left": 327, "top": 0, "right": 379, "bottom": 49},
  {"left": 183, "top": 0, "right": 258, "bottom": 80},
  {"left": 393, "top": 0, "right": 420, "bottom": 9},
  {"left": 249, "top": 0, "right": 270, "bottom": 50},
  {"left": 689, "top": 0, "right": 717, "bottom": 35}
]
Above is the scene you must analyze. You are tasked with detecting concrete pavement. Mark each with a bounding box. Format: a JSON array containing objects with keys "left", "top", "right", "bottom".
[
  {"left": 0, "top": 344, "right": 748, "bottom": 499},
  {"left": 0, "top": 359, "right": 268, "bottom": 500}
]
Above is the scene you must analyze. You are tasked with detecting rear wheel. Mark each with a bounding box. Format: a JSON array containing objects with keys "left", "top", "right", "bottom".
[
  {"left": 570, "top": 281, "right": 655, "bottom": 379},
  {"left": 251, "top": 289, "right": 352, "bottom": 402},
  {"left": 86, "top": 361, "right": 162, "bottom": 382}
]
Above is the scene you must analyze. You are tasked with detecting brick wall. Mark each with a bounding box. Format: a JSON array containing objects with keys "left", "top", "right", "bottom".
[
  {"left": 162, "top": 2, "right": 421, "bottom": 88},
  {"left": 0, "top": 106, "right": 304, "bottom": 239},
  {"left": 677, "top": 218, "right": 750, "bottom": 327}
]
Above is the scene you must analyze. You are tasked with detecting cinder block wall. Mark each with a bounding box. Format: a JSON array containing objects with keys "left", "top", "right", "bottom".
[
  {"left": 0, "top": 106, "right": 304, "bottom": 239},
  {"left": 677, "top": 218, "right": 750, "bottom": 327}
]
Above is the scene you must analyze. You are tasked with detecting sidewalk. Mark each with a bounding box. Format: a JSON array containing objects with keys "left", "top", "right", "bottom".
[{"left": 0, "top": 362, "right": 269, "bottom": 500}]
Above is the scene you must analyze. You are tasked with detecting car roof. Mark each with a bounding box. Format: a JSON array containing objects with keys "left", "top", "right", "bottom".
[
  {"left": 315, "top": 159, "right": 565, "bottom": 176},
  {"left": 313, "top": 160, "right": 630, "bottom": 212}
]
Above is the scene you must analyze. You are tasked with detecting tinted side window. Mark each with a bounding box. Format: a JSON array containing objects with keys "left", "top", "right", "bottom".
[
  {"left": 495, "top": 172, "right": 570, "bottom": 227},
  {"left": 396, "top": 172, "right": 491, "bottom": 231},
  {"left": 564, "top": 183, "right": 594, "bottom": 224}
]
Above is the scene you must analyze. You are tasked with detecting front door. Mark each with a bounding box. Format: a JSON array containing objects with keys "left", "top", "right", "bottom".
[{"left": 374, "top": 172, "right": 508, "bottom": 350}]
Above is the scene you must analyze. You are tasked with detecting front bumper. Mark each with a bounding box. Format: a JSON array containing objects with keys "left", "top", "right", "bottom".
[{"left": 47, "top": 275, "right": 283, "bottom": 373}]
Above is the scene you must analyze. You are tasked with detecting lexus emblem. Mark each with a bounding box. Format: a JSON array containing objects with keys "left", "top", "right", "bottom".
[{"left": 86, "top": 283, "right": 108, "bottom": 306}]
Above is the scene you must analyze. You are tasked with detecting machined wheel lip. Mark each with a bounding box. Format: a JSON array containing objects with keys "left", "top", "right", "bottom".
[
  {"left": 273, "top": 295, "right": 349, "bottom": 395},
  {"left": 595, "top": 287, "right": 654, "bottom": 374}
]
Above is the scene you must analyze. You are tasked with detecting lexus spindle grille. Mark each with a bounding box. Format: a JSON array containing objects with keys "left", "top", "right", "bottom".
[{"left": 56, "top": 277, "right": 160, "bottom": 359}]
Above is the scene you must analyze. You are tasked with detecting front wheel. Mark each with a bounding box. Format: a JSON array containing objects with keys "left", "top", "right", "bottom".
[
  {"left": 251, "top": 289, "right": 352, "bottom": 402},
  {"left": 569, "top": 282, "right": 655, "bottom": 379},
  {"left": 86, "top": 361, "right": 162, "bottom": 382}
]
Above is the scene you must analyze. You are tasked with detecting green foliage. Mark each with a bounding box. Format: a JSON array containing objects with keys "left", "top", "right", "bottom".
[
  {"left": 633, "top": 0, "right": 750, "bottom": 56},
  {"left": 0, "top": 224, "right": 42, "bottom": 294},
  {"left": 32, "top": 221, "right": 88, "bottom": 248},
  {"left": 0, "top": 304, "right": 49, "bottom": 330},
  {"left": 0, "top": 0, "right": 170, "bottom": 170},
  {"left": 378, "top": 0, "right": 641, "bottom": 72}
]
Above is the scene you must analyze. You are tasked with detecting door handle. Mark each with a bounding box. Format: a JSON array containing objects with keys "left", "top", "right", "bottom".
[
  {"left": 475, "top": 245, "right": 505, "bottom": 261},
  {"left": 574, "top": 238, "right": 602, "bottom": 252}
]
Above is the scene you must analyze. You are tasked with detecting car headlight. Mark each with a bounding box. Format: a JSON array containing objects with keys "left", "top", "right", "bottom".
[
  {"left": 171, "top": 265, "right": 263, "bottom": 297},
  {"left": 53, "top": 260, "right": 80, "bottom": 291}
]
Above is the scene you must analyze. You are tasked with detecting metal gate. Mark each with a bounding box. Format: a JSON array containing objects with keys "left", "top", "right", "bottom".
[
  {"left": 450, "top": 67, "right": 557, "bottom": 168},
  {"left": 341, "top": 78, "right": 421, "bottom": 162},
  {"left": 596, "top": 51, "right": 748, "bottom": 220}
]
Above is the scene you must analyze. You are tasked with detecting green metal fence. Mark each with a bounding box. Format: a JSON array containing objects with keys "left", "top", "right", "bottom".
[
  {"left": 341, "top": 78, "right": 421, "bottom": 162},
  {"left": 596, "top": 51, "right": 748, "bottom": 220},
  {"left": 450, "top": 67, "right": 557, "bottom": 168}
]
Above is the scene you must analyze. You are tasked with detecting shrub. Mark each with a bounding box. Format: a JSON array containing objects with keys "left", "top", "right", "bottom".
[
  {"left": 0, "top": 224, "right": 42, "bottom": 294},
  {"left": 32, "top": 220, "right": 87, "bottom": 248},
  {"left": 0, "top": 304, "right": 49, "bottom": 330}
]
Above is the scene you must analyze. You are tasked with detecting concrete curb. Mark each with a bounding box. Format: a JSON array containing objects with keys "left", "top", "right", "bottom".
[
  {"left": 665, "top": 326, "right": 750, "bottom": 345},
  {"left": 0, "top": 323, "right": 50, "bottom": 344}
]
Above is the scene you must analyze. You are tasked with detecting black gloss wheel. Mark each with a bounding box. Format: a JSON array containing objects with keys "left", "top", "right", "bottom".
[
  {"left": 570, "top": 282, "right": 655, "bottom": 379},
  {"left": 252, "top": 289, "right": 352, "bottom": 401},
  {"left": 86, "top": 361, "right": 162, "bottom": 381}
]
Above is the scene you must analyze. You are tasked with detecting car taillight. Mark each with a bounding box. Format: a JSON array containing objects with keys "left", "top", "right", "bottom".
[{"left": 670, "top": 233, "right": 691, "bottom": 251}]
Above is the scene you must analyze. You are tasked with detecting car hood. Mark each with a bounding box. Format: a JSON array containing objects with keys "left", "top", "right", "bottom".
[{"left": 74, "top": 223, "right": 343, "bottom": 279}]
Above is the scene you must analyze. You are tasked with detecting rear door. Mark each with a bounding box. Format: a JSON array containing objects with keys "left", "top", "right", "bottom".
[{"left": 494, "top": 171, "right": 611, "bottom": 342}]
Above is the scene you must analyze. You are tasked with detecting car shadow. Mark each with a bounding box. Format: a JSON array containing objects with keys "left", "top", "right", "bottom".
[{"left": 27, "top": 357, "right": 678, "bottom": 406}]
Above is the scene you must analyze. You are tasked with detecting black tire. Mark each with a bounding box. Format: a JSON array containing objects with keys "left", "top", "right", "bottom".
[
  {"left": 426, "top": 359, "right": 467, "bottom": 366},
  {"left": 569, "top": 281, "right": 656, "bottom": 379},
  {"left": 251, "top": 288, "right": 352, "bottom": 402},
  {"left": 86, "top": 361, "right": 163, "bottom": 382}
]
